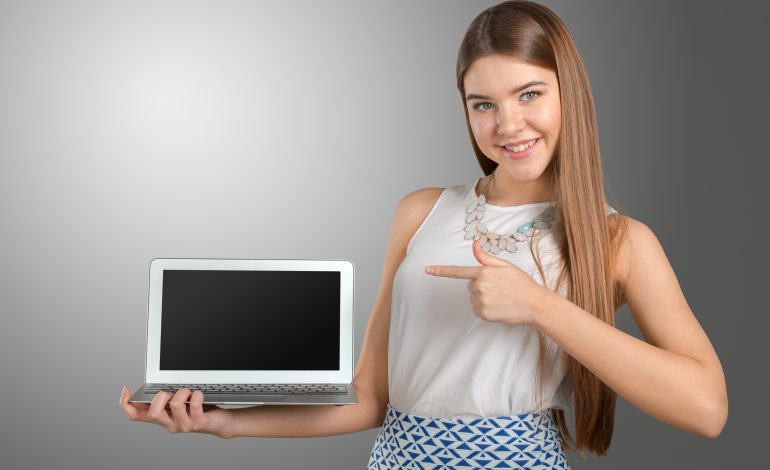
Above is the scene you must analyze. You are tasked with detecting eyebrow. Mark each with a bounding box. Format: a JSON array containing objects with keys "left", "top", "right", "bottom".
[{"left": 465, "top": 80, "right": 548, "bottom": 101}]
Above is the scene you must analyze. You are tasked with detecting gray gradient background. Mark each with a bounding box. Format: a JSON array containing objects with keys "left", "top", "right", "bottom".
[{"left": 0, "top": 0, "right": 766, "bottom": 468}]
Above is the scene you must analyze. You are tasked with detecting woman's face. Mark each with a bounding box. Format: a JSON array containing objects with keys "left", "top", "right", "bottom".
[{"left": 463, "top": 54, "right": 561, "bottom": 186}]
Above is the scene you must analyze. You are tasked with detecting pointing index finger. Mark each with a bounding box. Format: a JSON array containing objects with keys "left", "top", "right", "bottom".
[{"left": 425, "top": 265, "right": 480, "bottom": 279}]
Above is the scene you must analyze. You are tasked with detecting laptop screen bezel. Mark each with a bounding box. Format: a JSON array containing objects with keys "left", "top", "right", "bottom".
[{"left": 144, "top": 258, "right": 354, "bottom": 384}]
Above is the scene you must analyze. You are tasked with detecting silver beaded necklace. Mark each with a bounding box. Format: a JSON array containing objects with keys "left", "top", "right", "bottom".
[{"left": 464, "top": 169, "right": 557, "bottom": 255}]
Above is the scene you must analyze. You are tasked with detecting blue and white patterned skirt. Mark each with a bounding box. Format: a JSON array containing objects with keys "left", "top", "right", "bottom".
[{"left": 366, "top": 402, "right": 571, "bottom": 469}]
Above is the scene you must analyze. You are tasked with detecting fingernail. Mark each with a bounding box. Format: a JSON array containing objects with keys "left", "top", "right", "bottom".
[{"left": 426, "top": 266, "right": 434, "bottom": 274}]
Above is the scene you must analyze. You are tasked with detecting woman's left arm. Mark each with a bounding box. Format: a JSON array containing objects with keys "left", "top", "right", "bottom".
[{"left": 533, "top": 216, "right": 728, "bottom": 438}]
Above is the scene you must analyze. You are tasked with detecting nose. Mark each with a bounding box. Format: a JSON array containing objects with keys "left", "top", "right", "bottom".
[{"left": 495, "top": 105, "right": 525, "bottom": 136}]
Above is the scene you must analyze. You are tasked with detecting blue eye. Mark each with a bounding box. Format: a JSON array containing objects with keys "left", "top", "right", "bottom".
[
  {"left": 471, "top": 90, "right": 542, "bottom": 111},
  {"left": 473, "top": 102, "right": 495, "bottom": 111}
]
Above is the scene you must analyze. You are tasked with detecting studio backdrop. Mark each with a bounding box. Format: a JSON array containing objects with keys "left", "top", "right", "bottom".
[{"left": 0, "top": 1, "right": 766, "bottom": 469}]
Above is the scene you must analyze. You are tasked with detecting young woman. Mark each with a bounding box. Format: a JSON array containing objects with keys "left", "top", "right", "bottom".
[{"left": 119, "top": 1, "right": 728, "bottom": 467}]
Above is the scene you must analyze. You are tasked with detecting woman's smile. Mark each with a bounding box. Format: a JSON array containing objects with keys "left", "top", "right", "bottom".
[{"left": 499, "top": 137, "right": 541, "bottom": 160}]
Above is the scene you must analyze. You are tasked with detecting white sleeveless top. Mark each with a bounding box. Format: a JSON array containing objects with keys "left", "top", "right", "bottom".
[{"left": 388, "top": 178, "right": 617, "bottom": 419}]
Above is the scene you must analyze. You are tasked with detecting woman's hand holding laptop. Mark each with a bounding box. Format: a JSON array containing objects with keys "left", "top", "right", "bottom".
[{"left": 119, "top": 386, "right": 236, "bottom": 438}]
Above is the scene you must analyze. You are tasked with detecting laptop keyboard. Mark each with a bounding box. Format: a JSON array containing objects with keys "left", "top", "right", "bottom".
[{"left": 146, "top": 384, "right": 348, "bottom": 395}]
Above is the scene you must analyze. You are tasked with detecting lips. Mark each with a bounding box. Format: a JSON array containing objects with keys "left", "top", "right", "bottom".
[{"left": 499, "top": 137, "right": 540, "bottom": 160}]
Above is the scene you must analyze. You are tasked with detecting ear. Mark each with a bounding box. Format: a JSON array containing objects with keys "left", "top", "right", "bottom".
[{"left": 473, "top": 239, "right": 513, "bottom": 266}]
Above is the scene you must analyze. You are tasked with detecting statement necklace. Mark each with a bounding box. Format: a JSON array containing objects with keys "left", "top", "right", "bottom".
[{"left": 464, "top": 169, "right": 557, "bottom": 255}]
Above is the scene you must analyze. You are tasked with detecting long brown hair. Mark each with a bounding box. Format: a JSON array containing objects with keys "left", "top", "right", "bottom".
[{"left": 456, "top": 0, "right": 629, "bottom": 458}]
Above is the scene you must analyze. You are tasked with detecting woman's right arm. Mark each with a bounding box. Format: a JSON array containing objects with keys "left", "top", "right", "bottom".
[{"left": 119, "top": 187, "right": 445, "bottom": 439}]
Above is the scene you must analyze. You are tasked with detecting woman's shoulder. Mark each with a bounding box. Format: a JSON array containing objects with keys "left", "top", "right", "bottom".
[
  {"left": 383, "top": 187, "right": 447, "bottom": 260},
  {"left": 396, "top": 187, "right": 447, "bottom": 218},
  {"left": 610, "top": 213, "right": 657, "bottom": 293},
  {"left": 398, "top": 180, "right": 475, "bottom": 211}
]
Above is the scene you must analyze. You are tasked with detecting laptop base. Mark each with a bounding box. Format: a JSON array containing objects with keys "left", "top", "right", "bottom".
[{"left": 128, "top": 382, "right": 358, "bottom": 406}]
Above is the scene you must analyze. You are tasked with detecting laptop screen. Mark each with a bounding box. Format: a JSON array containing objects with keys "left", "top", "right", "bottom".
[{"left": 159, "top": 269, "right": 341, "bottom": 371}]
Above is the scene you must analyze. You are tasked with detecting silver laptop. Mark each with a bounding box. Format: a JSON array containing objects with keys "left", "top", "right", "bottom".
[{"left": 129, "top": 258, "right": 358, "bottom": 407}]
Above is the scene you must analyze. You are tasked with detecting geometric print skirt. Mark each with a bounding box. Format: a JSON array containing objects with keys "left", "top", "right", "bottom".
[{"left": 366, "top": 402, "right": 571, "bottom": 469}]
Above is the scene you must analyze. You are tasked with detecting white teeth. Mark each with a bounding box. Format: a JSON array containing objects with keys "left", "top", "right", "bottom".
[{"left": 504, "top": 138, "right": 537, "bottom": 152}]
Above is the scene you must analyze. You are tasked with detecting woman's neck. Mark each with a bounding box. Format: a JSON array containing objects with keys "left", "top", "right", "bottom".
[{"left": 477, "top": 168, "right": 555, "bottom": 206}]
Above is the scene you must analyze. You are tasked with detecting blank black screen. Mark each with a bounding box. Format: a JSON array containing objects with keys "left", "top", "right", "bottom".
[{"left": 159, "top": 269, "right": 341, "bottom": 370}]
